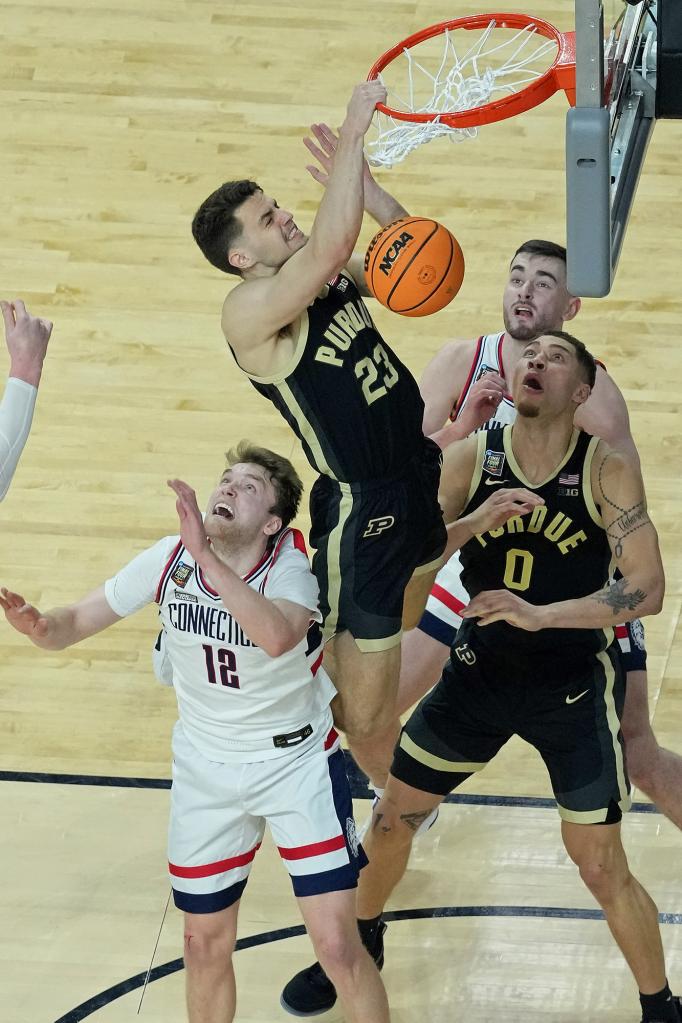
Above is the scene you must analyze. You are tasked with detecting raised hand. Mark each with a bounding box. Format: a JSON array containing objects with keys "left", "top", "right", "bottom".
[
  {"left": 466, "top": 487, "right": 543, "bottom": 536},
  {"left": 462, "top": 589, "right": 543, "bottom": 631},
  {"left": 167, "top": 478, "right": 210, "bottom": 563},
  {"left": 343, "top": 81, "right": 387, "bottom": 137},
  {"left": 0, "top": 587, "right": 50, "bottom": 639},
  {"left": 456, "top": 372, "right": 507, "bottom": 436},
  {"left": 304, "top": 122, "right": 377, "bottom": 190},
  {"left": 2, "top": 299, "right": 53, "bottom": 387}
]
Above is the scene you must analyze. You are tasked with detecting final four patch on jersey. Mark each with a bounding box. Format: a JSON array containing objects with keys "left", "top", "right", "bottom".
[
  {"left": 483, "top": 449, "right": 505, "bottom": 476},
  {"left": 171, "top": 562, "right": 194, "bottom": 588}
]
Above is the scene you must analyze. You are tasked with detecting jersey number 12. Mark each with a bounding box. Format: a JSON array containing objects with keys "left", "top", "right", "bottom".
[{"left": 202, "top": 645, "right": 240, "bottom": 689}]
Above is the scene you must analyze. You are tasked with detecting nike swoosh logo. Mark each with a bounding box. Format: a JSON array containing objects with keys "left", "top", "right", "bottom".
[
  {"left": 565, "top": 689, "right": 589, "bottom": 704},
  {"left": 484, "top": 478, "right": 508, "bottom": 487}
]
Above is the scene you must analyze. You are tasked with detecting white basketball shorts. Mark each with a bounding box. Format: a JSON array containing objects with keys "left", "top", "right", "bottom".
[
  {"left": 168, "top": 717, "right": 366, "bottom": 913},
  {"left": 418, "top": 552, "right": 468, "bottom": 648}
]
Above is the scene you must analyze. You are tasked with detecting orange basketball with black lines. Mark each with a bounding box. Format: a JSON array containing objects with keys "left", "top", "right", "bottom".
[{"left": 364, "top": 216, "right": 465, "bottom": 316}]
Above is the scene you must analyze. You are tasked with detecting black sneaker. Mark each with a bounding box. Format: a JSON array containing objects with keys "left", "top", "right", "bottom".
[
  {"left": 641, "top": 995, "right": 682, "bottom": 1023},
  {"left": 280, "top": 922, "right": 387, "bottom": 1017}
]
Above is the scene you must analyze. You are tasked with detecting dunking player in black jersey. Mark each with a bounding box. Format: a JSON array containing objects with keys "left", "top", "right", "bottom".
[
  {"left": 283, "top": 331, "right": 680, "bottom": 1022},
  {"left": 299, "top": 131, "right": 668, "bottom": 825},
  {"left": 190, "top": 84, "right": 446, "bottom": 788}
]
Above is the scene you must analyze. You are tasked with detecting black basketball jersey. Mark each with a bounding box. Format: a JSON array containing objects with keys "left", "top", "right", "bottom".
[
  {"left": 459, "top": 425, "right": 613, "bottom": 657},
  {"left": 236, "top": 272, "right": 425, "bottom": 483}
]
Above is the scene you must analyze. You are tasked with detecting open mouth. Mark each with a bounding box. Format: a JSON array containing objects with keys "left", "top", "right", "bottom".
[
  {"left": 522, "top": 373, "right": 543, "bottom": 392},
  {"left": 213, "top": 503, "right": 234, "bottom": 520},
  {"left": 514, "top": 304, "right": 534, "bottom": 319}
]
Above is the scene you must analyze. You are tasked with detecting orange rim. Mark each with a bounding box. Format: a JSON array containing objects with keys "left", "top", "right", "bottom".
[{"left": 367, "top": 13, "right": 577, "bottom": 127}]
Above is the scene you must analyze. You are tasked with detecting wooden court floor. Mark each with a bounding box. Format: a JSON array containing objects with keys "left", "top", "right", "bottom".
[{"left": 1, "top": 1, "right": 681, "bottom": 1020}]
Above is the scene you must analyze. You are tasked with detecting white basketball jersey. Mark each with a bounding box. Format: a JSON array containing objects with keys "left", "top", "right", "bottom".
[
  {"left": 105, "top": 528, "right": 335, "bottom": 763},
  {"left": 451, "top": 331, "right": 516, "bottom": 430}
]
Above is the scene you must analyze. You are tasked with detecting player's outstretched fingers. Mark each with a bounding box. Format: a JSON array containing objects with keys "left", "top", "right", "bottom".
[
  {"left": 312, "top": 123, "right": 337, "bottom": 155},
  {"left": 169, "top": 478, "right": 196, "bottom": 503},
  {"left": 0, "top": 300, "right": 15, "bottom": 332},
  {"left": 1, "top": 587, "right": 27, "bottom": 608}
]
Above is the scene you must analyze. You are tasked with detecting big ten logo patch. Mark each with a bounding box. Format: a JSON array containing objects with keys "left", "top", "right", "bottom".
[{"left": 363, "top": 515, "right": 395, "bottom": 538}]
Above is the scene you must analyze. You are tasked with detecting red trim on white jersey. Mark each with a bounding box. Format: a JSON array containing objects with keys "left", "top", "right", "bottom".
[
  {"left": 310, "top": 651, "right": 324, "bottom": 676},
  {"left": 277, "top": 833, "right": 346, "bottom": 861},
  {"left": 196, "top": 530, "right": 293, "bottom": 598},
  {"left": 169, "top": 841, "right": 262, "bottom": 878},
  {"left": 496, "top": 333, "right": 514, "bottom": 400},
  {"left": 324, "top": 727, "right": 339, "bottom": 750},
  {"left": 452, "top": 336, "right": 484, "bottom": 421},
  {"left": 431, "top": 583, "right": 467, "bottom": 616},
  {"left": 262, "top": 528, "right": 308, "bottom": 590},
  {"left": 291, "top": 529, "right": 308, "bottom": 556}
]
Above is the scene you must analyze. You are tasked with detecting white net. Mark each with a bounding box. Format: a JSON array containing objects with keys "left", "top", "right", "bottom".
[{"left": 365, "top": 20, "right": 558, "bottom": 167}]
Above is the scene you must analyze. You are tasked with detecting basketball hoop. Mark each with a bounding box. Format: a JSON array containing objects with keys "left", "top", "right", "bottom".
[{"left": 366, "top": 13, "right": 576, "bottom": 166}]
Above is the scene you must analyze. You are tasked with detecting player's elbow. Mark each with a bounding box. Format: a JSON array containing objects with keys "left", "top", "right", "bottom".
[
  {"left": 641, "top": 574, "right": 665, "bottom": 617},
  {"left": 262, "top": 628, "right": 299, "bottom": 659},
  {"left": 648, "top": 581, "right": 665, "bottom": 617}
]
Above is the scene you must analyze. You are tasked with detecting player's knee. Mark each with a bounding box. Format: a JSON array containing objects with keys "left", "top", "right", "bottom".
[
  {"left": 183, "top": 921, "right": 235, "bottom": 969},
  {"left": 311, "top": 926, "right": 364, "bottom": 981},
  {"left": 344, "top": 713, "right": 390, "bottom": 744},
  {"left": 368, "top": 798, "right": 419, "bottom": 848},
  {"left": 574, "top": 851, "right": 628, "bottom": 904}
]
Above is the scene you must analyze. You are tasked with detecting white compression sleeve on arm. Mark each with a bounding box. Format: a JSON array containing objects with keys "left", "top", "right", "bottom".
[{"left": 0, "top": 377, "right": 38, "bottom": 501}]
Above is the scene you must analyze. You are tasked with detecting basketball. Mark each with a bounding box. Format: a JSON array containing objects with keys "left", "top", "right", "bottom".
[{"left": 363, "top": 216, "right": 465, "bottom": 316}]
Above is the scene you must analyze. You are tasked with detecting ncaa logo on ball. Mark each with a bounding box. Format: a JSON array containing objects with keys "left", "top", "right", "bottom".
[
  {"left": 363, "top": 217, "right": 408, "bottom": 272},
  {"left": 374, "top": 231, "right": 414, "bottom": 278}
]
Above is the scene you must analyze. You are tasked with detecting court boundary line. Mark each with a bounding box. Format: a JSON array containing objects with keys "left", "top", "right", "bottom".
[
  {"left": 52, "top": 905, "right": 682, "bottom": 1023},
  {"left": 0, "top": 749, "right": 662, "bottom": 815}
]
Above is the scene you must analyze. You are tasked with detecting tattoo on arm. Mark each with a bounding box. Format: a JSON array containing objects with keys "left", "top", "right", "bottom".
[
  {"left": 594, "top": 577, "right": 646, "bottom": 616},
  {"left": 598, "top": 454, "right": 650, "bottom": 558},
  {"left": 399, "top": 809, "right": 436, "bottom": 833}
]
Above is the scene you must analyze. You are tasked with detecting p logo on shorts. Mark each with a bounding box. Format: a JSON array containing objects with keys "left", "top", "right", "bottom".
[{"left": 363, "top": 515, "right": 395, "bottom": 538}]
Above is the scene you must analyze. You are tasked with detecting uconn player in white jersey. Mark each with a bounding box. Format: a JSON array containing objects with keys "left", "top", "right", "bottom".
[
  {"left": 0, "top": 442, "right": 390, "bottom": 1023},
  {"left": 366, "top": 240, "right": 682, "bottom": 833}
]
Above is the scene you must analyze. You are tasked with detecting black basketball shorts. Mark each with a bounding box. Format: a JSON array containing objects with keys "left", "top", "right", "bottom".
[
  {"left": 309, "top": 438, "right": 446, "bottom": 652},
  {"left": 392, "top": 624, "right": 631, "bottom": 824}
]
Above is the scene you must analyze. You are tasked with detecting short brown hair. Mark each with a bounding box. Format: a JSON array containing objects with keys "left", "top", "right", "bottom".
[
  {"left": 192, "top": 180, "right": 261, "bottom": 276},
  {"left": 512, "top": 239, "right": 567, "bottom": 265},
  {"left": 224, "top": 440, "right": 303, "bottom": 527},
  {"left": 543, "top": 330, "right": 597, "bottom": 388}
]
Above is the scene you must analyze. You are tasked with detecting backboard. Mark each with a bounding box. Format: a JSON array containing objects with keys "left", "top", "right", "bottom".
[{"left": 566, "top": 0, "right": 658, "bottom": 296}]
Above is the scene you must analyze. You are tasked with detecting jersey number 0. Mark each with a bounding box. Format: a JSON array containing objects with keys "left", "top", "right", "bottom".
[{"left": 503, "top": 548, "right": 533, "bottom": 592}]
